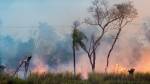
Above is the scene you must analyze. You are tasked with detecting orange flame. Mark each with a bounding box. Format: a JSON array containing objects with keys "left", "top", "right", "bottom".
[
  {"left": 114, "top": 64, "right": 128, "bottom": 74},
  {"left": 33, "top": 63, "right": 49, "bottom": 75},
  {"left": 32, "top": 57, "right": 49, "bottom": 75},
  {"left": 135, "top": 49, "right": 150, "bottom": 72}
]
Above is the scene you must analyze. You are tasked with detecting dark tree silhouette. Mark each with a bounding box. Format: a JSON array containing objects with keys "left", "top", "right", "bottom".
[
  {"left": 71, "top": 0, "right": 137, "bottom": 73},
  {"left": 105, "top": 2, "right": 137, "bottom": 72},
  {"left": 83, "top": 0, "right": 126, "bottom": 72},
  {"left": 72, "top": 21, "right": 88, "bottom": 77},
  {"left": 74, "top": 0, "right": 137, "bottom": 72}
]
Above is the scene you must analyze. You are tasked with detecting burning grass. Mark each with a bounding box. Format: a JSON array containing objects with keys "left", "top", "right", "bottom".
[{"left": 1, "top": 72, "right": 150, "bottom": 84}]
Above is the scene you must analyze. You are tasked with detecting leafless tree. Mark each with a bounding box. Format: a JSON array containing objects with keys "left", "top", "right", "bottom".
[
  {"left": 83, "top": 0, "right": 123, "bottom": 72},
  {"left": 105, "top": 2, "right": 137, "bottom": 73},
  {"left": 81, "top": 0, "right": 137, "bottom": 72},
  {"left": 71, "top": 0, "right": 137, "bottom": 73}
]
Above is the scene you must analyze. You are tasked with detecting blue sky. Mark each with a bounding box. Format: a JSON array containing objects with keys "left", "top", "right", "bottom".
[
  {"left": 0, "top": 0, "right": 91, "bottom": 41},
  {"left": 0, "top": 0, "right": 92, "bottom": 66},
  {"left": 0, "top": 0, "right": 150, "bottom": 42},
  {"left": 0, "top": 0, "right": 91, "bottom": 26}
]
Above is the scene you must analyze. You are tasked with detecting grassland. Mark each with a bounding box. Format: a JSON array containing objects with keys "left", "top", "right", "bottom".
[{"left": 1, "top": 72, "right": 150, "bottom": 84}]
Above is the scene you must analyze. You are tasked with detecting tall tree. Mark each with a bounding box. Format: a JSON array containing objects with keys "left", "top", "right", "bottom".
[
  {"left": 83, "top": 0, "right": 124, "bottom": 72},
  {"left": 72, "top": 21, "right": 88, "bottom": 77},
  {"left": 105, "top": 2, "right": 137, "bottom": 72},
  {"left": 74, "top": 0, "right": 137, "bottom": 72}
]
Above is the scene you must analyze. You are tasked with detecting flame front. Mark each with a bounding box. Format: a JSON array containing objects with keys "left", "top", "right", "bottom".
[
  {"left": 135, "top": 49, "right": 150, "bottom": 72},
  {"left": 32, "top": 57, "right": 49, "bottom": 75},
  {"left": 114, "top": 64, "right": 128, "bottom": 74}
]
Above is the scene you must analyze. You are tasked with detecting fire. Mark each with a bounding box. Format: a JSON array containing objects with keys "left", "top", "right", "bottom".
[
  {"left": 32, "top": 57, "right": 49, "bottom": 75},
  {"left": 33, "top": 63, "right": 49, "bottom": 75},
  {"left": 80, "top": 66, "right": 88, "bottom": 79},
  {"left": 114, "top": 64, "right": 128, "bottom": 74},
  {"left": 135, "top": 49, "right": 150, "bottom": 72},
  {"left": 110, "top": 48, "right": 150, "bottom": 74}
]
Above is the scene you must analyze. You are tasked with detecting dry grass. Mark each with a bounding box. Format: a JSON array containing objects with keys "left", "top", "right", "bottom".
[{"left": 0, "top": 72, "right": 150, "bottom": 84}]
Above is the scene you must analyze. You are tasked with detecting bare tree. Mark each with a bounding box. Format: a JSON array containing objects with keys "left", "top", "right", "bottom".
[
  {"left": 75, "top": 0, "right": 137, "bottom": 72},
  {"left": 83, "top": 0, "right": 125, "bottom": 72},
  {"left": 71, "top": 0, "right": 137, "bottom": 73},
  {"left": 105, "top": 2, "right": 137, "bottom": 72}
]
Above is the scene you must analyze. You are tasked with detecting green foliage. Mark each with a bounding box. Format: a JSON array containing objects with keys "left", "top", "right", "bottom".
[
  {"left": 1, "top": 72, "right": 150, "bottom": 84},
  {"left": 72, "top": 28, "right": 88, "bottom": 51}
]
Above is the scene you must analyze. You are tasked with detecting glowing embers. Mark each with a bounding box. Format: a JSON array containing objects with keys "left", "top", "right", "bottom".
[{"left": 114, "top": 64, "right": 128, "bottom": 74}]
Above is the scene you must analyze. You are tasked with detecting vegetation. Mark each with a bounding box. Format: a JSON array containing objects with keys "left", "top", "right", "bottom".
[
  {"left": 72, "top": 21, "right": 88, "bottom": 76},
  {"left": 71, "top": 0, "right": 138, "bottom": 73},
  {"left": 1, "top": 72, "right": 150, "bottom": 84},
  {"left": 0, "top": 0, "right": 142, "bottom": 84}
]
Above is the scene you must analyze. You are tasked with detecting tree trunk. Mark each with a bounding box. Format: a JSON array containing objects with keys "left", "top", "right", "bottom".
[
  {"left": 73, "top": 45, "right": 76, "bottom": 78},
  {"left": 92, "top": 43, "right": 96, "bottom": 72},
  {"left": 105, "top": 28, "right": 122, "bottom": 73},
  {"left": 88, "top": 30, "right": 105, "bottom": 73}
]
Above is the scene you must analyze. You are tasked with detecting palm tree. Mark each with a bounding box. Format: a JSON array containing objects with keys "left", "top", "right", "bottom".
[{"left": 72, "top": 21, "right": 87, "bottom": 77}]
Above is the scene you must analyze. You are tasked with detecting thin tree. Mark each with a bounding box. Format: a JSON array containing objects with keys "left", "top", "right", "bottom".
[
  {"left": 83, "top": 0, "right": 124, "bottom": 72},
  {"left": 76, "top": 0, "right": 137, "bottom": 72},
  {"left": 72, "top": 21, "right": 88, "bottom": 77},
  {"left": 105, "top": 2, "right": 138, "bottom": 72}
]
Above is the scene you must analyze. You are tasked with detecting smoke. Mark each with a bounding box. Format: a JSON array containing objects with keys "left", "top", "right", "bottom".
[
  {"left": 1, "top": 20, "right": 150, "bottom": 78},
  {"left": 1, "top": 0, "right": 150, "bottom": 79},
  {"left": 0, "top": 22, "right": 73, "bottom": 73},
  {"left": 67, "top": 16, "right": 150, "bottom": 79},
  {"left": 134, "top": 19, "right": 150, "bottom": 72},
  {"left": 32, "top": 55, "right": 49, "bottom": 75},
  {"left": 1, "top": 18, "right": 150, "bottom": 79}
]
